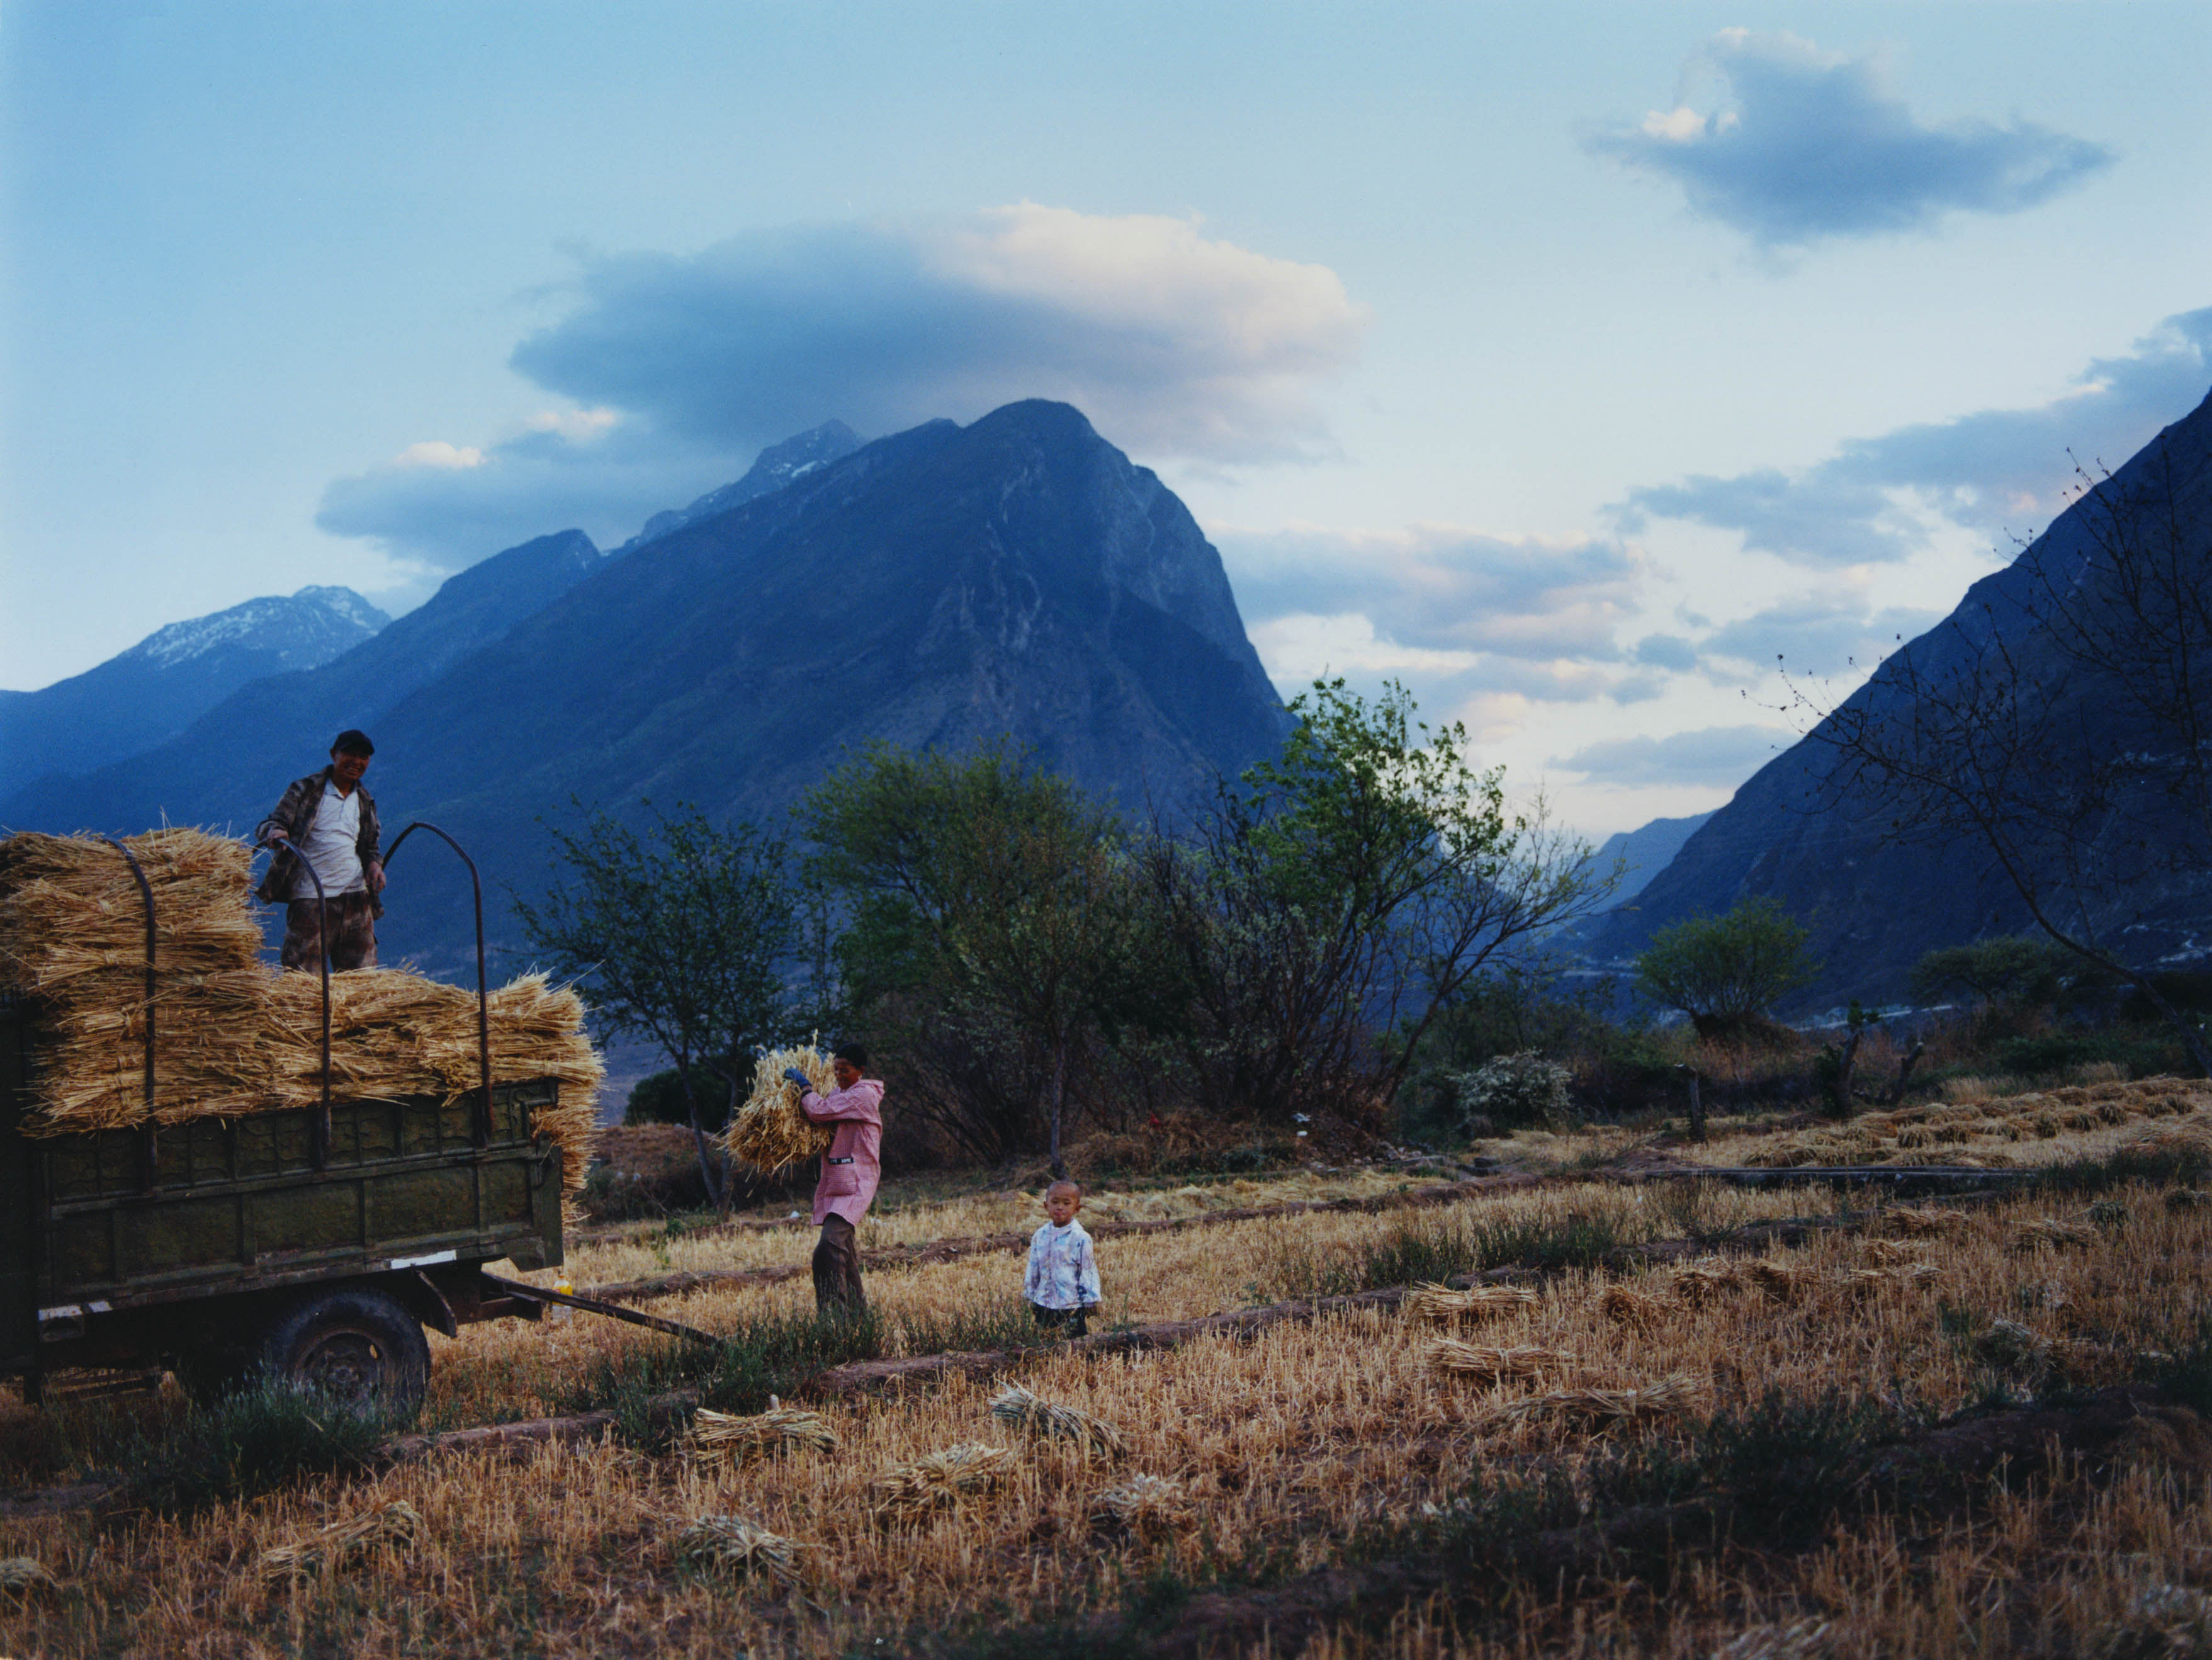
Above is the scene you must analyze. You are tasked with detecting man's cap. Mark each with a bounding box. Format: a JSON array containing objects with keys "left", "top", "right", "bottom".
[{"left": 331, "top": 729, "right": 375, "bottom": 757}]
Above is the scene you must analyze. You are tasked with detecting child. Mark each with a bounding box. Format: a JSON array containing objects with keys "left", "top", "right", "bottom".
[{"left": 1024, "top": 1179, "right": 1102, "bottom": 1338}]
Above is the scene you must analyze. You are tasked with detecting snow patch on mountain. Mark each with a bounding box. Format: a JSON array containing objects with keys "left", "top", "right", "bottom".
[{"left": 128, "top": 587, "right": 388, "bottom": 670}]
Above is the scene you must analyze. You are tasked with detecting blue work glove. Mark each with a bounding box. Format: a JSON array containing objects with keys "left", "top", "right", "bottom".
[{"left": 782, "top": 1067, "right": 811, "bottom": 1091}]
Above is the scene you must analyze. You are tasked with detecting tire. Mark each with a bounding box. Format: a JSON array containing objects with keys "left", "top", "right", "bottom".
[{"left": 251, "top": 1286, "right": 429, "bottom": 1421}]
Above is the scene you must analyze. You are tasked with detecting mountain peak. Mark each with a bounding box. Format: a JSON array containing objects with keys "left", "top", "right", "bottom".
[
  {"left": 122, "top": 587, "right": 389, "bottom": 672},
  {"left": 619, "top": 420, "right": 867, "bottom": 554}
]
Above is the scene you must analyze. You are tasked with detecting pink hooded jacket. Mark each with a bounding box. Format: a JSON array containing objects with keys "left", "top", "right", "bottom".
[{"left": 799, "top": 1078, "right": 884, "bottom": 1226}]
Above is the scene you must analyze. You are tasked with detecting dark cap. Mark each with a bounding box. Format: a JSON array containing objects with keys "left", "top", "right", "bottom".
[{"left": 330, "top": 729, "right": 375, "bottom": 757}]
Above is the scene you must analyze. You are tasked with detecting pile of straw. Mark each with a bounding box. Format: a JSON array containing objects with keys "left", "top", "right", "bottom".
[
  {"left": 258, "top": 1500, "right": 425, "bottom": 1586},
  {"left": 0, "top": 1556, "right": 57, "bottom": 1601},
  {"left": 1090, "top": 1474, "right": 1192, "bottom": 1535},
  {"left": 1401, "top": 1283, "right": 1537, "bottom": 1324},
  {"left": 0, "top": 830, "right": 603, "bottom": 1189},
  {"left": 1746, "top": 1260, "right": 1817, "bottom": 1302},
  {"left": 1862, "top": 1238, "right": 1929, "bottom": 1267},
  {"left": 1426, "top": 1341, "right": 1573, "bottom": 1385},
  {"left": 1598, "top": 1285, "right": 1662, "bottom": 1330},
  {"left": 869, "top": 1443, "right": 1017, "bottom": 1522},
  {"left": 1488, "top": 1374, "right": 1703, "bottom": 1433},
  {"left": 1843, "top": 1265, "right": 1938, "bottom": 1298},
  {"left": 724, "top": 1044, "right": 837, "bottom": 1175},
  {"left": 988, "top": 1384, "right": 1126, "bottom": 1459},
  {"left": 1665, "top": 1264, "right": 1742, "bottom": 1304},
  {"left": 687, "top": 1403, "right": 839, "bottom": 1466},
  {"left": 1882, "top": 1205, "right": 1967, "bottom": 1238},
  {"left": 2011, "top": 1217, "right": 2097, "bottom": 1250},
  {"left": 672, "top": 1514, "right": 815, "bottom": 1588}
]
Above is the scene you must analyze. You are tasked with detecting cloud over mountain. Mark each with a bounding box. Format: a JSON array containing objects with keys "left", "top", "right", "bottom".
[
  {"left": 317, "top": 205, "right": 1366, "bottom": 571},
  {"left": 1586, "top": 28, "right": 2113, "bottom": 248},
  {"left": 1620, "top": 307, "right": 2212, "bottom": 564},
  {"left": 1552, "top": 725, "right": 1792, "bottom": 788}
]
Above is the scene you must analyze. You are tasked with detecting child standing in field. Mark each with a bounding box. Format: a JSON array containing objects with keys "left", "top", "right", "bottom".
[{"left": 1025, "top": 1179, "right": 1102, "bottom": 1338}]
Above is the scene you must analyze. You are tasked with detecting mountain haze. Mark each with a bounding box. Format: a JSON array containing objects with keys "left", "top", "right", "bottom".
[{"left": 3, "top": 402, "right": 1290, "bottom": 975}]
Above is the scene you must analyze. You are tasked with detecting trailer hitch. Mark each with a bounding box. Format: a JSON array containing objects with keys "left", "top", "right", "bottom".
[{"left": 478, "top": 1273, "right": 723, "bottom": 1348}]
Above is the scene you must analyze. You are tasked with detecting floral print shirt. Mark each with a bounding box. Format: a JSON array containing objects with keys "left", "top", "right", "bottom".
[{"left": 1024, "top": 1219, "right": 1101, "bottom": 1311}]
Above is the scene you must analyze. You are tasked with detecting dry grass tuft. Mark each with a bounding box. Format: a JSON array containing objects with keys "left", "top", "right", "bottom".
[
  {"left": 2166, "top": 1188, "right": 2211, "bottom": 1211},
  {"left": 672, "top": 1514, "right": 816, "bottom": 1589},
  {"left": 258, "top": 1499, "right": 425, "bottom": 1588},
  {"left": 1401, "top": 1282, "right": 1538, "bottom": 1324},
  {"left": 1488, "top": 1373, "right": 1704, "bottom": 1433},
  {"left": 724, "top": 1044, "right": 838, "bottom": 1175},
  {"left": 1598, "top": 1284, "right": 1664, "bottom": 1329},
  {"left": 2092, "top": 1583, "right": 2212, "bottom": 1657},
  {"left": 1089, "top": 1474, "right": 1195, "bottom": 1536},
  {"left": 687, "top": 1402, "right": 840, "bottom": 1466},
  {"left": 1426, "top": 1340, "right": 1574, "bottom": 1385},
  {"left": 988, "top": 1384, "right": 1126, "bottom": 1460},
  {"left": 869, "top": 1443, "right": 1019, "bottom": 1521}
]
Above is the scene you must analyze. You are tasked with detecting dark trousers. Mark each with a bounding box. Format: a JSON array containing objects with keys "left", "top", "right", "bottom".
[
  {"left": 281, "top": 893, "right": 378, "bottom": 972},
  {"left": 1031, "top": 1302, "right": 1090, "bottom": 1339},
  {"left": 813, "top": 1215, "right": 866, "bottom": 1314}
]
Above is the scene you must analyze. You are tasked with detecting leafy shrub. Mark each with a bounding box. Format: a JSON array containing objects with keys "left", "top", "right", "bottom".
[
  {"left": 1459, "top": 1051, "right": 1578, "bottom": 1131},
  {"left": 125, "top": 1382, "right": 392, "bottom": 1519}
]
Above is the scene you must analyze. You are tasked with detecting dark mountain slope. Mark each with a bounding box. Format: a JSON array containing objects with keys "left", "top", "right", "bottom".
[
  {"left": 0, "top": 587, "right": 386, "bottom": 798},
  {"left": 1583, "top": 385, "right": 2212, "bottom": 1012}
]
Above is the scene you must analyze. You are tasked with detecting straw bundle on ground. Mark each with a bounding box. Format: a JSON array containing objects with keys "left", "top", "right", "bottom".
[
  {"left": 2011, "top": 1217, "right": 2097, "bottom": 1250},
  {"left": 1487, "top": 1374, "right": 1703, "bottom": 1433},
  {"left": 1882, "top": 1205, "right": 1967, "bottom": 1238},
  {"left": 672, "top": 1515, "right": 816, "bottom": 1588},
  {"left": 0, "top": 1556, "right": 57, "bottom": 1601},
  {"left": 686, "top": 1403, "right": 839, "bottom": 1466},
  {"left": 1666, "top": 1265, "right": 1742, "bottom": 1304},
  {"left": 1598, "top": 1285, "right": 1663, "bottom": 1330},
  {"left": 1746, "top": 1260, "right": 1817, "bottom": 1302},
  {"left": 723, "top": 1044, "right": 837, "bottom": 1176},
  {"left": 988, "top": 1384, "right": 1126, "bottom": 1459},
  {"left": 1713, "top": 1619, "right": 1837, "bottom": 1660},
  {"left": 258, "top": 1500, "right": 425, "bottom": 1587},
  {"left": 1842, "top": 1265, "right": 1938, "bottom": 1299},
  {"left": 1401, "top": 1283, "right": 1537, "bottom": 1324},
  {"left": 869, "top": 1443, "right": 1017, "bottom": 1521},
  {"left": 1426, "top": 1341, "right": 1574, "bottom": 1385},
  {"left": 1089, "top": 1474, "right": 1193, "bottom": 1536},
  {"left": 1976, "top": 1318, "right": 2055, "bottom": 1374},
  {"left": 1862, "top": 1238, "right": 1929, "bottom": 1266}
]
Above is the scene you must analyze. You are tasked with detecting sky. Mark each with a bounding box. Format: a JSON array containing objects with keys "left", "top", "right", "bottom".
[{"left": 4, "top": 1, "right": 2209, "bottom": 837}]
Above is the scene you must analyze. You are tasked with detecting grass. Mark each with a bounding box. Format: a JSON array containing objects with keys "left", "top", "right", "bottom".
[{"left": 118, "top": 1382, "right": 395, "bottom": 1521}]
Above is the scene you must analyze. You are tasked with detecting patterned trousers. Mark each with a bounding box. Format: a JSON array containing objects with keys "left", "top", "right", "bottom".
[{"left": 281, "top": 893, "right": 378, "bottom": 972}]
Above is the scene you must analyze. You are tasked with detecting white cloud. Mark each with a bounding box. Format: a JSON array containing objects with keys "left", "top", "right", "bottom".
[
  {"left": 1552, "top": 725, "right": 1795, "bottom": 788},
  {"left": 392, "top": 440, "right": 485, "bottom": 470}
]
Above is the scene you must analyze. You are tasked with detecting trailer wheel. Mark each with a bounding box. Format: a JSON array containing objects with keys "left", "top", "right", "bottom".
[{"left": 253, "top": 1287, "right": 429, "bottom": 1420}]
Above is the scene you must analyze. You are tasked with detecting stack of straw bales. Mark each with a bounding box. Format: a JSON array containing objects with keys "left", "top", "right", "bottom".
[
  {"left": 0, "top": 830, "right": 601, "bottom": 1189},
  {"left": 724, "top": 1044, "right": 837, "bottom": 1175}
]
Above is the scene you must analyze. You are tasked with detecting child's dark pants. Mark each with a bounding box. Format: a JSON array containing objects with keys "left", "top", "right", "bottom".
[{"left": 1030, "top": 1302, "right": 1090, "bottom": 1338}]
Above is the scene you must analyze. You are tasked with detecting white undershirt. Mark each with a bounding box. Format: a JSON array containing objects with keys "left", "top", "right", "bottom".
[{"left": 298, "top": 779, "right": 366, "bottom": 896}]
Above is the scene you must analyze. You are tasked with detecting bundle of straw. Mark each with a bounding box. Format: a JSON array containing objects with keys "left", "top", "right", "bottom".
[
  {"left": 1882, "top": 1205, "right": 1967, "bottom": 1238},
  {"left": 1488, "top": 1373, "right": 1703, "bottom": 1433},
  {"left": 1712, "top": 1619, "right": 1837, "bottom": 1660},
  {"left": 2010, "top": 1217, "right": 2096, "bottom": 1251},
  {"left": 724, "top": 1044, "right": 837, "bottom": 1175},
  {"left": 1598, "top": 1285, "right": 1662, "bottom": 1330},
  {"left": 869, "top": 1443, "right": 1017, "bottom": 1521},
  {"left": 1862, "top": 1238, "right": 1928, "bottom": 1267},
  {"left": 1089, "top": 1474, "right": 1193, "bottom": 1535},
  {"left": 1426, "top": 1341, "right": 1574, "bottom": 1385},
  {"left": 0, "top": 1556, "right": 57, "bottom": 1601},
  {"left": 673, "top": 1514, "right": 816, "bottom": 1588},
  {"left": 1975, "top": 1317, "right": 2055, "bottom": 1374},
  {"left": 1842, "top": 1265, "right": 1937, "bottom": 1299},
  {"left": 686, "top": 1403, "right": 839, "bottom": 1466},
  {"left": 258, "top": 1500, "right": 425, "bottom": 1586},
  {"left": 1665, "top": 1265, "right": 1742, "bottom": 1305},
  {"left": 988, "top": 1384, "right": 1126, "bottom": 1459},
  {"left": 1401, "top": 1283, "right": 1537, "bottom": 1324}
]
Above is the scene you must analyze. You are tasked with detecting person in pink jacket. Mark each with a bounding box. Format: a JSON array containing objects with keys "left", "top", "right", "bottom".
[{"left": 782, "top": 1043, "right": 884, "bottom": 1314}]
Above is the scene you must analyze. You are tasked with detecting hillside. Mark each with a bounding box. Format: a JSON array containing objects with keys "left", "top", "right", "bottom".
[{"left": 1582, "top": 385, "right": 2212, "bottom": 1011}]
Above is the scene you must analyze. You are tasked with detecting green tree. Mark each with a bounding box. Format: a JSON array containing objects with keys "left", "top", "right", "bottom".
[
  {"left": 801, "top": 742, "right": 1151, "bottom": 1167},
  {"left": 1907, "top": 935, "right": 2075, "bottom": 1012},
  {"left": 1147, "top": 679, "right": 1615, "bottom": 1119},
  {"left": 514, "top": 805, "right": 799, "bottom": 1207},
  {"left": 1634, "top": 897, "right": 1818, "bottom": 1041}
]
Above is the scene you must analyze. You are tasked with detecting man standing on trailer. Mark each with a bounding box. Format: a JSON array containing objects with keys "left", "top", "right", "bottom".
[
  {"left": 256, "top": 729, "right": 385, "bottom": 972},
  {"left": 782, "top": 1044, "right": 884, "bottom": 1314}
]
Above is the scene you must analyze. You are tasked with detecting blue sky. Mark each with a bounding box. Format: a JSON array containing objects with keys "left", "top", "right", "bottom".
[{"left": 5, "top": 1, "right": 2208, "bottom": 833}]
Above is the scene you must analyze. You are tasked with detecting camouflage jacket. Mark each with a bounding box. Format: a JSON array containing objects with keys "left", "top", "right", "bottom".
[{"left": 254, "top": 768, "right": 383, "bottom": 918}]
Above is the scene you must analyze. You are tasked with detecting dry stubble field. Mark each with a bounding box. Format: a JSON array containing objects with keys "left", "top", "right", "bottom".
[{"left": 1, "top": 1087, "right": 2209, "bottom": 1657}]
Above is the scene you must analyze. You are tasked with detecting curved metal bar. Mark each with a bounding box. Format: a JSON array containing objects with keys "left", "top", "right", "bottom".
[
  {"left": 95, "top": 837, "right": 159, "bottom": 1187},
  {"left": 257, "top": 838, "right": 332, "bottom": 1168},
  {"left": 381, "top": 822, "right": 492, "bottom": 1146}
]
